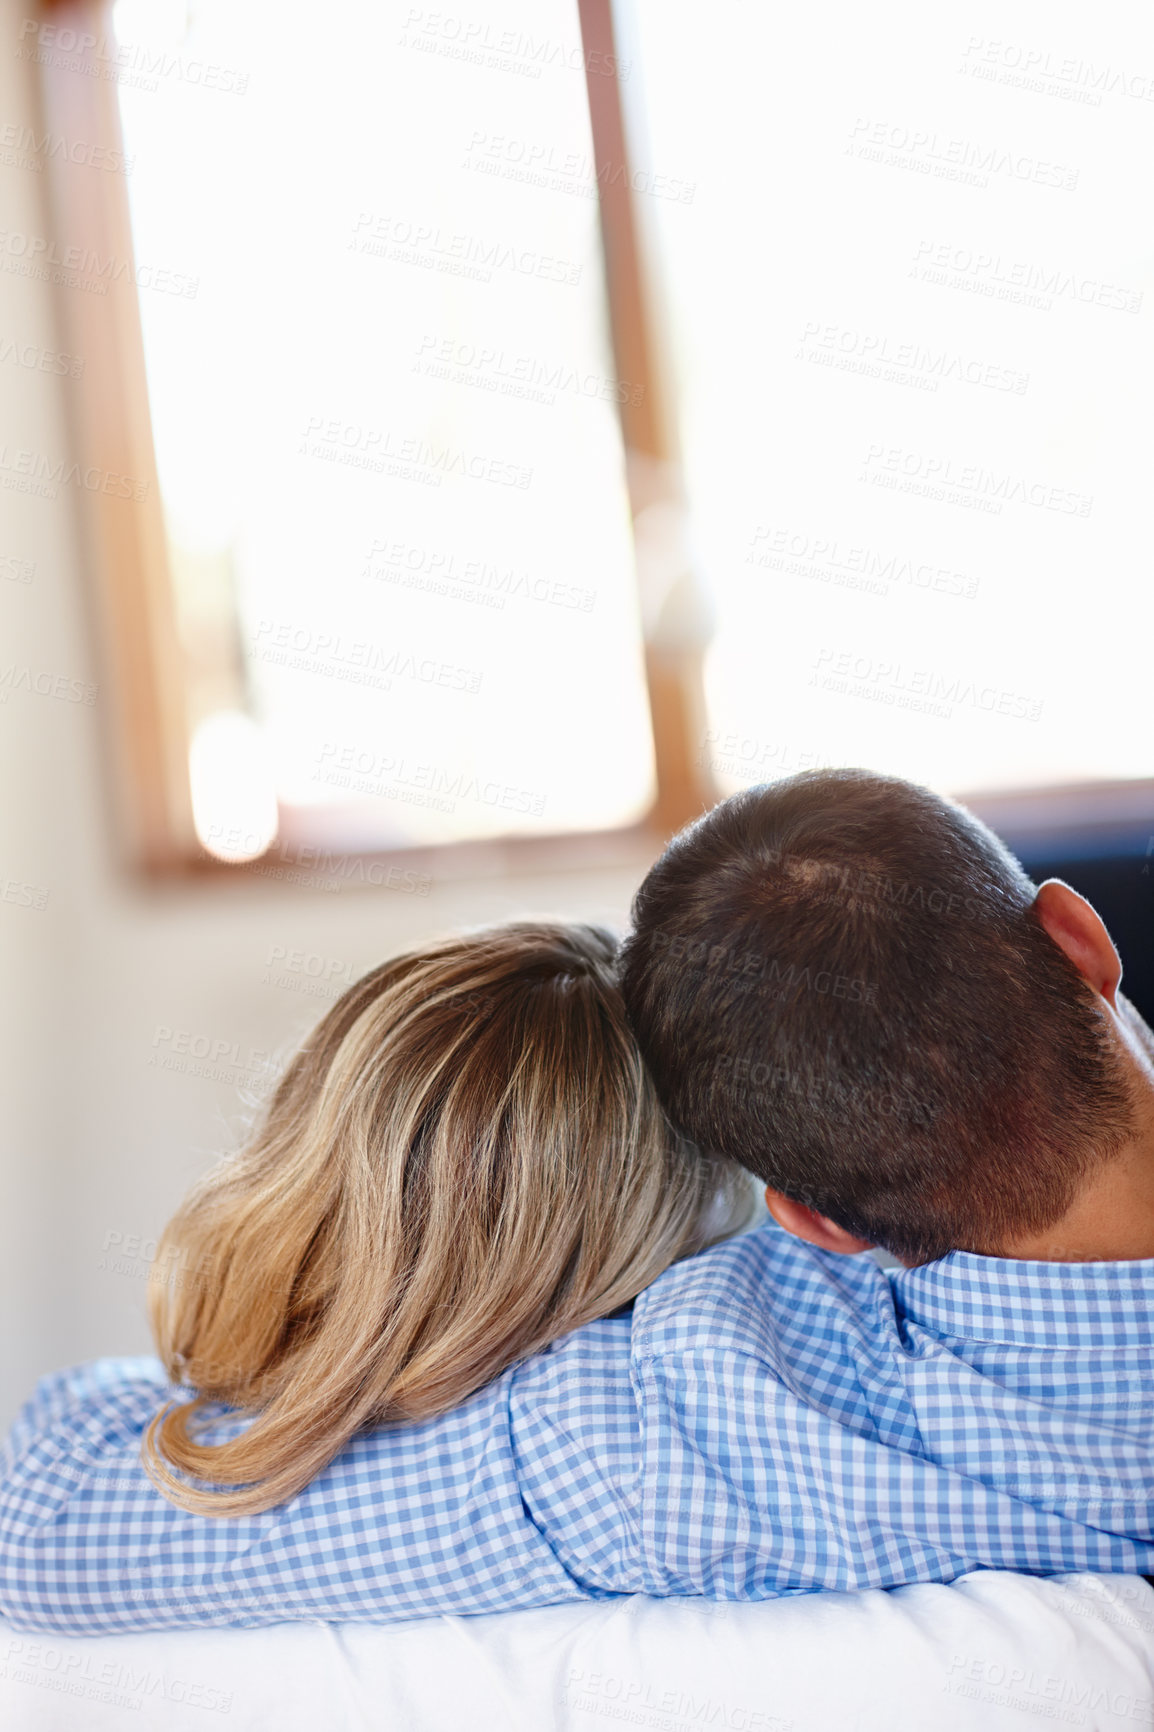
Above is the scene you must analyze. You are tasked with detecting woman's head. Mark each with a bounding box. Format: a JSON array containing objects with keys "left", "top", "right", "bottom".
[{"left": 144, "top": 921, "right": 754, "bottom": 1514}]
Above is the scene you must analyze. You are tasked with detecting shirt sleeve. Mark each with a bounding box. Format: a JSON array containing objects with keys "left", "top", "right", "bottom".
[
  {"left": 0, "top": 1357, "right": 595, "bottom": 1634},
  {"left": 630, "top": 1345, "right": 1154, "bottom": 1597},
  {"left": 631, "top": 1346, "right": 962, "bottom": 1596}
]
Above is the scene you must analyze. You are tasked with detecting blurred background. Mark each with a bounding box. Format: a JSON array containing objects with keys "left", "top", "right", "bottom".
[{"left": 2, "top": 0, "right": 1151, "bottom": 1427}]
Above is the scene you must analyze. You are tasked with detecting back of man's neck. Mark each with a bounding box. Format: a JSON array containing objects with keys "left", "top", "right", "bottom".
[{"left": 991, "top": 1134, "right": 1154, "bottom": 1263}]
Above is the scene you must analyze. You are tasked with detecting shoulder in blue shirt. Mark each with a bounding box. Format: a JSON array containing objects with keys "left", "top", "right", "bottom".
[{"left": 4, "top": 1220, "right": 1154, "bottom": 1632}]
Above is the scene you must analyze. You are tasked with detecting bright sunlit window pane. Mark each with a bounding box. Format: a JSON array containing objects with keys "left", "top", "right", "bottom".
[
  {"left": 113, "top": 0, "right": 655, "bottom": 848},
  {"left": 626, "top": 0, "right": 1153, "bottom": 798}
]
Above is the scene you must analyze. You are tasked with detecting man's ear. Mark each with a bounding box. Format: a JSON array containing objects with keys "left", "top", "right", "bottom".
[
  {"left": 1033, "top": 880, "right": 1121, "bottom": 1010},
  {"left": 764, "top": 1187, "right": 875, "bottom": 1255}
]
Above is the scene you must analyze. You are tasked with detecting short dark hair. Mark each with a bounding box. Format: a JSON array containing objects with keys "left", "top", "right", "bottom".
[{"left": 620, "top": 769, "right": 1135, "bottom": 1264}]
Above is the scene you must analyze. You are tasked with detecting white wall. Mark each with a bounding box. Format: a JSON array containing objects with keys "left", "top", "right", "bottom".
[{"left": 0, "top": 5, "right": 647, "bottom": 1429}]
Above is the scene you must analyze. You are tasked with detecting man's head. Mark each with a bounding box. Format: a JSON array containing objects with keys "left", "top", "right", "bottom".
[{"left": 620, "top": 769, "right": 1142, "bottom": 1266}]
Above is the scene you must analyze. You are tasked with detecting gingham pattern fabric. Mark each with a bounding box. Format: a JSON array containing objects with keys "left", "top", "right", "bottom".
[{"left": 4, "top": 1221, "right": 1154, "bottom": 1633}]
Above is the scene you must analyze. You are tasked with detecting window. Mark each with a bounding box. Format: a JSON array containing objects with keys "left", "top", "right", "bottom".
[
  {"left": 37, "top": 0, "right": 1151, "bottom": 874},
  {"left": 36, "top": 0, "right": 703, "bottom": 870},
  {"left": 621, "top": 1, "right": 1154, "bottom": 803}
]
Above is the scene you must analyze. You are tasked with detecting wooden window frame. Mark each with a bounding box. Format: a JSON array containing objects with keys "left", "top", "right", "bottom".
[
  {"left": 35, "top": 1, "right": 1151, "bottom": 880},
  {"left": 32, "top": 0, "right": 717, "bottom": 882}
]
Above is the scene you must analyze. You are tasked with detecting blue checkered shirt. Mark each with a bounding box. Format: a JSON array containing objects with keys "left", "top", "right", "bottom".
[{"left": 4, "top": 1220, "right": 1154, "bottom": 1633}]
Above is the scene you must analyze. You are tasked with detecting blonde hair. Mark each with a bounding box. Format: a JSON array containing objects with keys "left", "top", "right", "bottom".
[{"left": 143, "top": 921, "right": 754, "bottom": 1514}]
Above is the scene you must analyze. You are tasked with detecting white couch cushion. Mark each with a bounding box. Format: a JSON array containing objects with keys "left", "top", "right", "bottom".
[{"left": 3, "top": 1573, "right": 1152, "bottom": 1731}]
